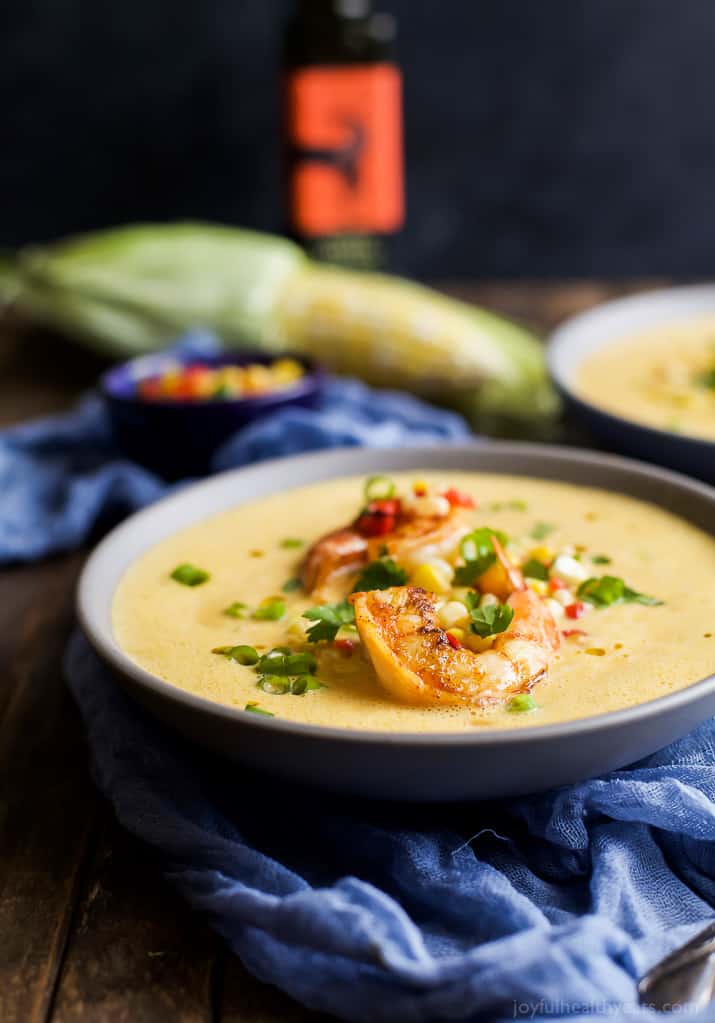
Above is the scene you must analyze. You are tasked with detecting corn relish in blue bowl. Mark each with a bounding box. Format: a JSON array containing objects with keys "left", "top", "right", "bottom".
[{"left": 102, "top": 351, "right": 323, "bottom": 479}]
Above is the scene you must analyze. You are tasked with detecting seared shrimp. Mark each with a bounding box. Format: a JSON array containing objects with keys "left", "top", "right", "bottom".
[
  {"left": 350, "top": 537, "right": 560, "bottom": 707},
  {"left": 351, "top": 585, "right": 559, "bottom": 707},
  {"left": 300, "top": 495, "right": 470, "bottom": 596},
  {"left": 300, "top": 528, "right": 368, "bottom": 595}
]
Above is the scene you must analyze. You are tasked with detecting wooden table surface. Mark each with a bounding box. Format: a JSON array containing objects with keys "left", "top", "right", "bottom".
[{"left": 0, "top": 280, "right": 669, "bottom": 1023}]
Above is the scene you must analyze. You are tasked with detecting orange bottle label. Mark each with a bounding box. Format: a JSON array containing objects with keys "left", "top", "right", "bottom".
[{"left": 285, "top": 63, "right": 404, "bottom": 237}]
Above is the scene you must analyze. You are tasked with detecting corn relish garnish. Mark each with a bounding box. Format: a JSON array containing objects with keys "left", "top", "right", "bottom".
[{"left": 138, "top": 359, "right": 305, "bottom": 402}]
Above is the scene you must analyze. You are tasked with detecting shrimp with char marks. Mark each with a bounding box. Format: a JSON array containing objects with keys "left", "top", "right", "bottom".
[{"left": 350, "top": 536, "right": 560, "bottom": 707}]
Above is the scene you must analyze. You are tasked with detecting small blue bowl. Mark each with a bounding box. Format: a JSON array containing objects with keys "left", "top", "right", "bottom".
[
  {"left": 547, "top": 285, "right": 715, "bottom": 485},
  {"left": 102, "top": 350, "right": 324, "bottom": 479}
]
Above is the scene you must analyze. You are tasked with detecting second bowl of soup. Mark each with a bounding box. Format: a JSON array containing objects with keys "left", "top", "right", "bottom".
[{"left": 548, "top": 285, "right": 715, "bottom": 482}]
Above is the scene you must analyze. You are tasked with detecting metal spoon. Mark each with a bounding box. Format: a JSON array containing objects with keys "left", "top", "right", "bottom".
[{"left": 639, "top": 921, "right": 715, "bottom": 1012}]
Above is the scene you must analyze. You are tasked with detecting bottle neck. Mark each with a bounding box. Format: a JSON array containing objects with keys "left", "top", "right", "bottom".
[{"left": 285, "top": 0, "right": 389, "bottom": 67}]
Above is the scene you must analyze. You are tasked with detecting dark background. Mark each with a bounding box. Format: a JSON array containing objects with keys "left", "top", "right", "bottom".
[{"left": 3, "top": 0, "right": 715, "bottom": 278}]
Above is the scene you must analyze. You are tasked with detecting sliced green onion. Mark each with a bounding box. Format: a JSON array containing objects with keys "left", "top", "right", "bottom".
[
  {"left": 529, "top": 522, "right": 554, "bottom": 541},
  {"left": 591, "top": 555, "right": 611, "bottom": 565},
  {"left": 253, "top": 598, "right": 286, "bottom": 621},
  {"left": 696, "top": 366, "right": 715, "bottom": 390},
  {"left": 305, "top": 677, "right": 326, "bottom": 691},
  {"left": 244, "top": 702, "right": 275, "bottom": 717},
  {"left": 364, "top": 474, "right": 396, "bottom": 500},
  {"left": 282, "top": 577, "right": 302, "bottom": 593},
  {"left": 223, "top": 601, "right": 250, "bottom": 618},
  {"left": 256, "top": 649, "right": 317, "bottom": 676},
  {"left": 290, "top": 676, "right": 309, "bottom": 695},
  {"left": 257, "top": 675, "right": 290, "bottom": 694},
  {"left": 170, "top": 563, "right": 210, "bottom": 587},
  {"left": 281, "top": 538, "right": 304, "bottom": 549},
  {"left": 508, "top": 694, "right": 538, "bottom": 713},
  {"left": 212, "top": 644, "right": 259, "bottom": 665}
]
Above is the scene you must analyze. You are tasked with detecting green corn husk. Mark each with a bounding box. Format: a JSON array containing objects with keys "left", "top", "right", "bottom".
[{"left": 0, "top": 222, "right": 558, "bottom": 429}]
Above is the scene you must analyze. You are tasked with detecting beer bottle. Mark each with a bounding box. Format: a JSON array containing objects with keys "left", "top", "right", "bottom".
[{"left": 283, "top": 0, "right": 404, "bottom": 270}]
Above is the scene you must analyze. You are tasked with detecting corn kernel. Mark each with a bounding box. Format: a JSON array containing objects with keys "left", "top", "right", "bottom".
[
  {"left": 438, "top": 600, "right": 470, "bottom": 629},
  {"left": 271, "top": 358, "right": 303, "bottom": 383},
  {"left": 464, "top": 631, "right": 494, "bottom": 653},
  {"left": 402, "top": 494, "right": 451, "bottom": 519},
  {"left": 411, "top": 562, "right": 452, "bottom": 595},
  {"left": 529, "top": 545, "right": 554, "bottom": 564},
  {"left": 450, "top": 586, "right": 474, "bottom": 603},
  {"left": 446, "top": 626, "right": 466, "bottom": 643},
  {"left": 545, "top": 597, "right": 565, "bottom": 620},
  {"left": 526, "top": 578, "right": 549, "bottom": 596},
  {"left": 551, "top": 554, "right": 589, "bottom": 586}
]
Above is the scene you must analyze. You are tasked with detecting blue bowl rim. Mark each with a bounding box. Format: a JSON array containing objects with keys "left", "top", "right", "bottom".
[
  {"left": 100, "top": 348, "right": 325, "bottom": 409},
  {"left": 546, "top": 283, "right": 715, "bottom": 454}
]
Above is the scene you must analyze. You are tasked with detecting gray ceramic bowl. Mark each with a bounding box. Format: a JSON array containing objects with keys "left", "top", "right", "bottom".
[
  {"left": 547, "top": 284, "right": 715, "bottom": 484},
  {"left": 77, "top": 444, "right": 715, "bottom": 802}
]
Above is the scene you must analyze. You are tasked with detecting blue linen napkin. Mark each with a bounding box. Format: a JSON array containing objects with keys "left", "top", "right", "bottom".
[{"left": 5, "top": 334, "right": 715, "bottom": 1020}]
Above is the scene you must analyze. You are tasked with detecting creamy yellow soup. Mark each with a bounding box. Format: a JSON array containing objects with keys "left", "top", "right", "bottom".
[
  {"left": 575, "top": 315, "right": 715, "bottom": 440},
  {"left": 113, "top": 472, "right": 715, "bottom": 732}
]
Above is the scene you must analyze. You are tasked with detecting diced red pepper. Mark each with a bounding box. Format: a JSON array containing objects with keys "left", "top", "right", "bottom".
[
  {"left": 445, "top": 631, "right": 462, "bottom": 649},
  {"left": 139, "top": 377, "right": 163, "bottom": 400},
  {"left": 562, "top": 628, "right": 587, "bottom": 638},
  {"left": 565, "top": 601, "right": 585, "bottom": 619},
  {"left": 367, "top": 498, "right": 401, "bottom": 516},
  {"left": 334, "top": 638, "right": 355, "bottom": 656},
  {"left": 356, "top": 513, "right": 396, "bottom": 537},
  {"left": 549, "top": 577, "right": 566, "bottom": 592},
  {"left": 442, "top": 487, "right": 476, "bottom": 509}
]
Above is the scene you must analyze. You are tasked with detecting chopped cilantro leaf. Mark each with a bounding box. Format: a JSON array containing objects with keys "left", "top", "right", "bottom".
[
  {"left": 453, "top": 527, "right": 508, "bottom": 586},
  {"left": 282, "top": 577, "right": 302, "bottom": 593},
  {"left": 469, "top": 601, "right": 514, "bottom": 638},
  {"left": 522, "top": 558, "right": 549, "bottom": 580},
  {"left": 353, "top": 556, "right": 408, "bottom": 593},
  {"left": 303, "top": 600, "right": 355, "bottom": 643},
  {"left": 577, "top": 575, "right": 662, "bottom": 608}
]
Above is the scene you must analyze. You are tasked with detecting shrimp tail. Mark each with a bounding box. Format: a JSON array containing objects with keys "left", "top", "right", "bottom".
[{"left": 491, "top": 534, "right": 526, "bottom": 593}]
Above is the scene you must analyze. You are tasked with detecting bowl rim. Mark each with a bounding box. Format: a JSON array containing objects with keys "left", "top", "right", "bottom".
[
  {"left": 100, "top": 348, "right": 324, "bottom": 409},
  {"left": 77, "top": 442, "right": 715, "bottom": 748},
  {"left": 546, "top": 282, "right": 715, "bottom": 451}
]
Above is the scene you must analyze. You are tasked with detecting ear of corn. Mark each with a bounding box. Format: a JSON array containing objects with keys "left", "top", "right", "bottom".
[
  {"left": 2, "top": 223, "right": 305, "bottom": 355},
  {"left": 0, "top": 221, "right": 558, "bottom": 425}
]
